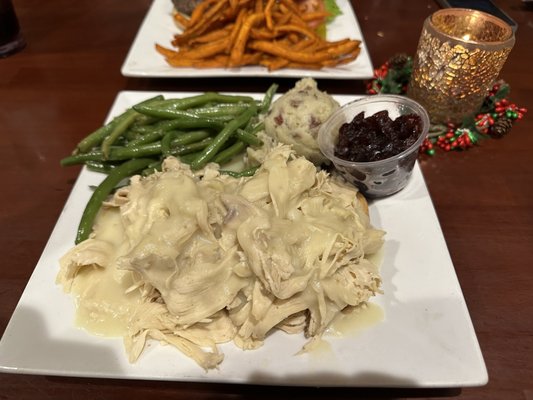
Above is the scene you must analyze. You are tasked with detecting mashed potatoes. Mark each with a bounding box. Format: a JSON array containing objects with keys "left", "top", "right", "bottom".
[
  {"left": 57, "top": 145, "right": 383, "bottom": 370},
  {"left": 264, "top": 78, "right": 339, "bottom": 165}
]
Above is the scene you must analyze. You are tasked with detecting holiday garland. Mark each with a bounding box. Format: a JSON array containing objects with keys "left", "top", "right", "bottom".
[{"left": 366, "top": 54, "right": 527, "bottom": 156}]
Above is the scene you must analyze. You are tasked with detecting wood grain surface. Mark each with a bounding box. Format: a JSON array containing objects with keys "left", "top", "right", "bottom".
[{"left": 1, "top": 0, "right": 532, "bottom": 399}]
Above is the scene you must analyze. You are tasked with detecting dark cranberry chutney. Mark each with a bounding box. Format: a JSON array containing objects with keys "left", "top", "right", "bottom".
[
  {"left": 317, "top": 95, "right": 429, "bottom": 198},
  {"left": 334, "top": 110, "right": 423, "bottom": 163}
]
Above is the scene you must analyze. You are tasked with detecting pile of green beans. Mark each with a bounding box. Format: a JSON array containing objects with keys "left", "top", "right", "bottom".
[{"left": 62, "top": 85, "right": 278, "bottom": 244}]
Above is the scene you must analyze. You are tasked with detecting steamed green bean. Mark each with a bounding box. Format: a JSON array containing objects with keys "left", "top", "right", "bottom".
[{"left": 63, "top": 86, "right": 280, "bottom": 243}]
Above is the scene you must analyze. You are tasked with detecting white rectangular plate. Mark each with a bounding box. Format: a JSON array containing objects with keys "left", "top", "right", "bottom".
[
  {"left": 121, "top": 0, "right": 374, "bottom": 79},
  {"left": 0, "top": 91, "right": 487, "bottom": 388}
]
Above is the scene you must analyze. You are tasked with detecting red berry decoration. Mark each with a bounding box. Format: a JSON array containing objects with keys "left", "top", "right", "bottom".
[
  {"left": 475, "top": 113, "right": 495, "bottom": 135},
  {"left": 454, "top": 128, "right": 475, "bottom": 150},
  {"left": 419, "top": 138, "right": 435, "bottom": 156}
]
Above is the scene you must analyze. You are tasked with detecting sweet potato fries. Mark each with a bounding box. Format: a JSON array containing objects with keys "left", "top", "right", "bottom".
[{"left": 156, "top": 0, "right": 361, "bottom": 70}]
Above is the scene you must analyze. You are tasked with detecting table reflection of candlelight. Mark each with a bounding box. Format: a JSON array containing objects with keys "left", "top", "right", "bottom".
[{"left": 407, "top": 8, "right": 515, "bottom": 125}]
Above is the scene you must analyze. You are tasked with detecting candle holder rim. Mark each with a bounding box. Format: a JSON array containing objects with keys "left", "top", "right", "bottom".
[{"left": 428, "top": 7, "right": 515, "bottom": 46}]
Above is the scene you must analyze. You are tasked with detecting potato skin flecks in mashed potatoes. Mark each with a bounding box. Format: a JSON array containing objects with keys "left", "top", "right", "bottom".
[{"left": 264, "top": 78, "right": 339, "bottom": 165}]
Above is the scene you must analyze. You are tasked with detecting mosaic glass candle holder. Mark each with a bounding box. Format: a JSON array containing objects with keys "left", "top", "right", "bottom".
[{"left": 407, "top": 8, "right": 515, "bottom": 124}]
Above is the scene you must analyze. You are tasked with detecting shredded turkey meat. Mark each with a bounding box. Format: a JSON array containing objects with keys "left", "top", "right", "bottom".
[{"left": 57, "top": 145, "right": 384, "bottom": 370}]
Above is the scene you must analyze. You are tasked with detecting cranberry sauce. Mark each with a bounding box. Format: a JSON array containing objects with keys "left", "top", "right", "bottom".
[{"left": 334, "top": 110, "right": 422, "bottom": 163}]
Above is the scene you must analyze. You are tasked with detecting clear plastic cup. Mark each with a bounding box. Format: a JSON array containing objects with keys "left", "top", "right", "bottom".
[{"left": 317, "top": 95, "right": 430, "bottom": 198}]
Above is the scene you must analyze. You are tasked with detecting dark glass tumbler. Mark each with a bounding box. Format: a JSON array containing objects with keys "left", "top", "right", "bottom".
[{"left": 0, "top": 0, "right": 25, "bottom": 57}]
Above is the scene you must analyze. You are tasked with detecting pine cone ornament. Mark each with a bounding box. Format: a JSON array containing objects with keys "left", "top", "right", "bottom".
[
  {"left": 491, "top": 117, "right": 514, "bottom": 138},
  {"left": 388, "top": 53, "right": 410, "bottom": 70}
]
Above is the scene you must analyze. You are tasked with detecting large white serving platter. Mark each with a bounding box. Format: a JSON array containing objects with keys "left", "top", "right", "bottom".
[
  {"left": 0, "top": 91, "right": 487, "bottom": 388},
  {"left": 121, "top": 0, "right": 374, "bottom": 79}
]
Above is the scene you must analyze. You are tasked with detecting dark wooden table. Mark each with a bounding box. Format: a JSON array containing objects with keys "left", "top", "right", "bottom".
[{"left": 1, "top": 0, "right": 532, "bottom": 399}]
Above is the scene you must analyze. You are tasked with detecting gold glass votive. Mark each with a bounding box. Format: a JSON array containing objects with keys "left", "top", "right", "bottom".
[{"left": 407, "top": 8, "right": 515, "bottom": 124}]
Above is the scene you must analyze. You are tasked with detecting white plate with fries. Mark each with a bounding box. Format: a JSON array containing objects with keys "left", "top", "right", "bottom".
[
  {"left": 121, "top": 0, "right": 374, "bottom": 78},
  {"left": 0, "top": 90, "right": 487, "bottom": 387}
]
